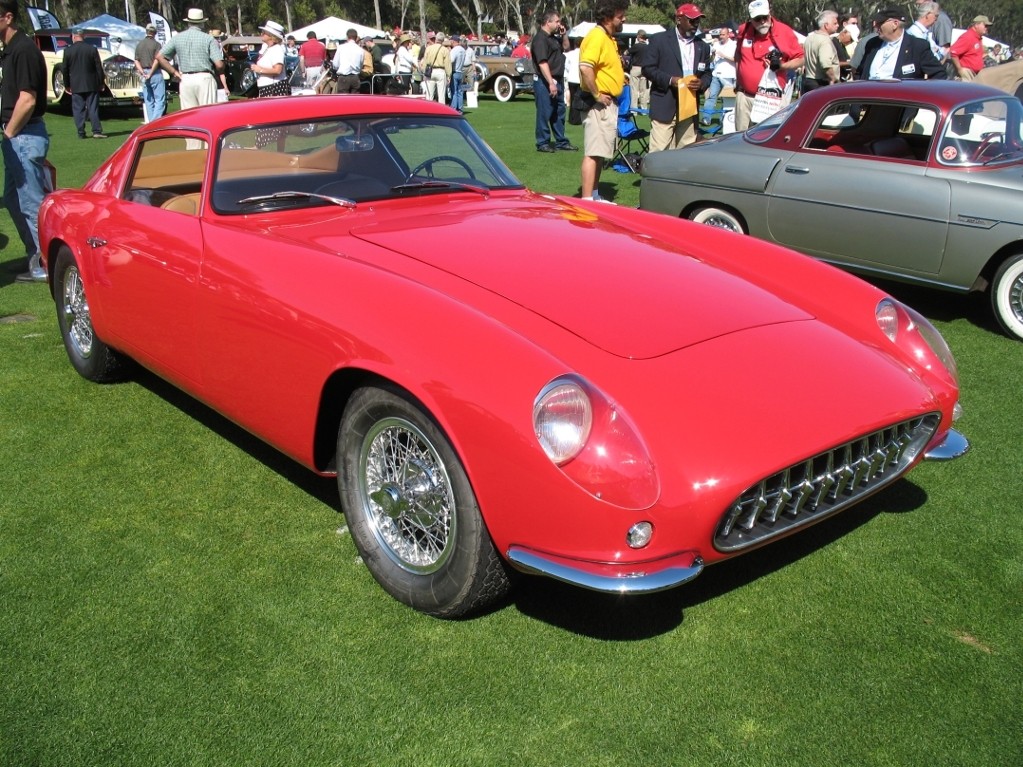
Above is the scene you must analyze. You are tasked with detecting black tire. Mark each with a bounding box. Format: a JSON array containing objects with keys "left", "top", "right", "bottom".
[
  {"left": 54, "top": 246, "right": 127, "bottom": 382},
  {"left": 990, "top": 252, "right": 1023, "bottom": 341},
  {"left": 338, "top": 387, "right": 511, "bottom": 617},
  {"left": 493, "top": 74, "right": 515, "bottom": 102}
]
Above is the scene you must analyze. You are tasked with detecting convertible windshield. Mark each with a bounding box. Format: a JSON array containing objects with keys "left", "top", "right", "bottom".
[
  {"left": 937, "top": 97, "right": 1023, "bottom": 167},
  {"left": 212, "top": 116, "right": 523, "bottom": 213}
]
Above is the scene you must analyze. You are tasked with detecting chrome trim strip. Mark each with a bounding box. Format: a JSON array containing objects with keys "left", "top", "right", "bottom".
[
  {"left": 923, "top": 428, "right": 970, "bottom": 461},
  {"left": 506, "top": 547, "right": 704, "bottom": 594}
]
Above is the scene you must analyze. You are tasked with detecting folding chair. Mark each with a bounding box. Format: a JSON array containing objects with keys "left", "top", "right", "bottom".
[{"left": 613, "top": 82, "right": 649, "bottom": 173}]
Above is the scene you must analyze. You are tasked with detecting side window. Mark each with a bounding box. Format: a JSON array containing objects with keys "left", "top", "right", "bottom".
[
  {"left": 805, "top": 103, "right": 869, "bottom": 154},
  {"left": 124, "top": 137, "right": 208, "bottom": 214}
]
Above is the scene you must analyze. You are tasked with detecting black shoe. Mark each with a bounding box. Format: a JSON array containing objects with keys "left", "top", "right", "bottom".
[
  {"left": 555, "top": 143, "right": 579, "bottom": 151},
  {"left": 536, "top": 144, "right": 555, "bottom": 153},
  {"left": 78, "top": 134, "right": 86, "bottom": 139}
]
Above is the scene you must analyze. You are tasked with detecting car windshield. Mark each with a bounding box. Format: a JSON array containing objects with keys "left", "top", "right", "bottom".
[
  {"left": 211, "top": 115, "right": 523, "bottom": 213},
  {"left": 937, "top": 96, "right": 1023, "bottom": 167},
  {"left": 744, "top": 102, "right": 797, "bottom": 143}
]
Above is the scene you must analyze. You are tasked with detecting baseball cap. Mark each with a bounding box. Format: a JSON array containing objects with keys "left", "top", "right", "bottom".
[
  {"left": 748, "top": 0, "right": 770, "bottom": 19},
  {"left": 972, "top": 15, "right": 993, "bottom": 25},
  {"left": 677, "top": 4, "right": 704, "bottom": 19}
]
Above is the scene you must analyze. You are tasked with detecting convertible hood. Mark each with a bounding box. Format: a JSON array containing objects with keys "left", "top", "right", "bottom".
[{"left": 344, "top": 201, "right": 813, "bottom": 358}]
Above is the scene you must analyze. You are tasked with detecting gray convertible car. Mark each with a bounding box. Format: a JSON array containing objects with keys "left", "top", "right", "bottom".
[{"left": 640, "top": 80, "right": 1023, "bottom": 341}]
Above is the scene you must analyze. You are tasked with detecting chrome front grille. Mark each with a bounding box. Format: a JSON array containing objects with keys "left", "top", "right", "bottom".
[
  {"left": 103, "top": 57, "right": 142, "bottom": 92},
  {"left": 714, "top": 414, "right": 941, "bottom": 552}
]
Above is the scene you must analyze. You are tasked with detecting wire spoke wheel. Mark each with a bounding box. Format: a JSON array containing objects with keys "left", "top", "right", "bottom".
[
  {"left": 361, "top": 417, "right": 455, "bottom": 574},
  {"left": 338, "top": 387, "right": 511, "bottom": 617}
]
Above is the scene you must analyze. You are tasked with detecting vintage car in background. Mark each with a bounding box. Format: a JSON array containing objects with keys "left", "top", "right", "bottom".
[
  {"left": 975, "top": 59, "right": 1023, "bottom": 102},
  {"left": 38, "top": 96, "right": 966, "bottom": 617},
  {"left": 469, "top": 42, "right": 534, "bottom": 101},
  {"left": 34, "top": 27, "right": 141, "bottom": 108},
  {"left": 221, "top": 35, "right": 262, "bottom": 97},
  {"left": 641, "top": 80, "right": 1023, "bottom": 342}
]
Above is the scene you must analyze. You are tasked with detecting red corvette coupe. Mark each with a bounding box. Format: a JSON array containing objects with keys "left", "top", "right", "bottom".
[{"left": 39, "top": 96, "right": 967, "bottom": 617}]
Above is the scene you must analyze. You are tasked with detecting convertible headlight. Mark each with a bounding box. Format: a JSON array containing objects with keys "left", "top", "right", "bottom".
[
  {"left": 534, "top": 376, "right": 658, "bottom": 509},
  {"left": 876, "top": 298, "right": 959, "bottom": 386}
]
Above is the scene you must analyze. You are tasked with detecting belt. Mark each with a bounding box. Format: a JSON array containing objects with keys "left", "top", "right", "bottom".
[
  {"left": 181, "top": 71, "right": 211, "bottom": 75},
  {"left": 1, "top": 117, "right": 43, "bottom": 130}
]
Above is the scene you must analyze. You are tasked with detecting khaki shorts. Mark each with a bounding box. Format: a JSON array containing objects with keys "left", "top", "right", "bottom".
[{"left": 583, "top": 103, "right": 618, "bottom": 158}]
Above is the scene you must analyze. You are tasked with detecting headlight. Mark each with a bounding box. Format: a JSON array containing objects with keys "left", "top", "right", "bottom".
[
  {"left": 103, "top": 61, "right": 120, "bottom": 79},
  {"left": 534, "top": 375, "right": 658, "bottom": 509},
  {"left": 534, "top": 380, "right": 592, "bottom": 465},
  {"left": 876, "top": 298, "right": 959, "bottom": 386}
]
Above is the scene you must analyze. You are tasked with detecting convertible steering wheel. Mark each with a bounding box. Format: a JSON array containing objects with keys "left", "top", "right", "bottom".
[
  {"left": 407, "top": 155, "right": 477, "bottom": 181},
  {"left": 973, "top": 132, "right": 1005, "bottom": 162}
]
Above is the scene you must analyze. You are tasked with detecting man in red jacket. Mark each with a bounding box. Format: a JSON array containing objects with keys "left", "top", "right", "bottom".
[
  {"left": 733, "top": 0, "right": 803, "bottom": 131},
  {"left": 949, "top": 15, "right": 991, "bottom": 81}
]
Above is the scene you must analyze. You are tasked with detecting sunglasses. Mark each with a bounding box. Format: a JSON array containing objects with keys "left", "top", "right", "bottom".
[{"left": 752, "top": 15, "right": 770, "bottom": 23}]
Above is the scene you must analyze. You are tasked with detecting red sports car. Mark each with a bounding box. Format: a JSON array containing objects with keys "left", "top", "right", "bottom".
[{"left": 39, "top": 96, "right": 968, "bottom": 617}]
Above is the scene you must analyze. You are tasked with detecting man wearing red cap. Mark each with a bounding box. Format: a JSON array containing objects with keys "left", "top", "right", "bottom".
[
  {"left": 642, "top": 4, "right": 712, "bottom": 153},
  {"left": 733, "top": 0, "right": 803, "bottom": 131}
]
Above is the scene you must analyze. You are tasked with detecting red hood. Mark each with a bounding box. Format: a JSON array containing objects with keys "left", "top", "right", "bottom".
[{"left": 313, "top": 200, "right": 813, "bottom": 359}]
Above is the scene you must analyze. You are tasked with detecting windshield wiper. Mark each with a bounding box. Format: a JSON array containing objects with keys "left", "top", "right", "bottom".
[
  {"left": 390, "top": 180, "right": 490, "bottom": 198},
  {"left": 982, "top": 148, "right": 1023, "bottom": 166},
  {"left": 237, "top": 191, "right": 357, "bottom": 209}
]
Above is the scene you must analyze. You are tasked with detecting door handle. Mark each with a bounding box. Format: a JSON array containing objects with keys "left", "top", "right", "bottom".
[
  {"left": 784, "top": 166, "right": 810, "bottom": 174},
  {"left": 86, "top": 237, "right": 107, "bottom": 248}
]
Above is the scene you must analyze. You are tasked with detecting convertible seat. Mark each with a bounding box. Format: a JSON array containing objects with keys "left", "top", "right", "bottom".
[
  {"left": 867, "top": 136, "right": 916, "bottom": 159},
  {"left": 160, "top": 193, "right": 201, "bottom": 215}
]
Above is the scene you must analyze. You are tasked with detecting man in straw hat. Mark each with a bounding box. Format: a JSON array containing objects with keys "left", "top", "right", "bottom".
[{"left": 156, "top": 8, "right": 228, "bottom": 112}]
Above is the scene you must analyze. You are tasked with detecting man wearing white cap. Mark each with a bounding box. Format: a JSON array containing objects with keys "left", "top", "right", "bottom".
[
  {"left": 733, "top": 0, "right": 803, "bottom": 131},
  {"left": 156, "top": 8, "right": 228, "bottom": 111}
]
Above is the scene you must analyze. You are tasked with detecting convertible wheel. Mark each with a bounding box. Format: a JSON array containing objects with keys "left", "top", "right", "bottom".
[
  {"left": 493, "top": 74, "right": 515, "bottom": 102},
  {"left": 991, "top": 253, "right": 1023, "bottom": 341},
  {"left": 54, "top": 246, "right": 126, "bottom": 382},
  {"left": 689, "top": 206, "right": 746, "bottom": 234},
  {"left": 338, "top": 387, "right": 511, "bottom": 617}
]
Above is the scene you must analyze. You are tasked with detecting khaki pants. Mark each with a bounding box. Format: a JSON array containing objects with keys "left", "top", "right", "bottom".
[{"left": 649, "top": 116, "right": 697, "bottom": 153}]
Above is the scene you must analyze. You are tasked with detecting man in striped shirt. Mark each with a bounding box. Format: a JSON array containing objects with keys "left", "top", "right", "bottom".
[{"left": 156, "top": 8, "right": 228, "bottom": 111}]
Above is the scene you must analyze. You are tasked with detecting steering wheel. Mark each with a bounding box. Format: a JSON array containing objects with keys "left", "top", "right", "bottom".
[
  {"left": 973, "top": 131, "right": 1005, "bottom": 162},
  {"left": 407, "top": 155, "right": 476, "bottom": 181}
]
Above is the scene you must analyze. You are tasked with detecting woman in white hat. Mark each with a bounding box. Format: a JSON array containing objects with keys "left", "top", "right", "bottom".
[
  {"left": 395, "top": 34, "right": 417, "bottom": 93},
  {"left": 252, "top": 20, "right": 289, "bottom": 98}
]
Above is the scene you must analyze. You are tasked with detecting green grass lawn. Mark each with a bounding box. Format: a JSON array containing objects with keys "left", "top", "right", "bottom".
[{"left": 2, "top": 96, "right": 1020, "bottom": 766}]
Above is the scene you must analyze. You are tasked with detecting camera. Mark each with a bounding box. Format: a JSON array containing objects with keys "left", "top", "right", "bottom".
[{"left": 767, "top": 49, "right": 783, "bottom": 71}]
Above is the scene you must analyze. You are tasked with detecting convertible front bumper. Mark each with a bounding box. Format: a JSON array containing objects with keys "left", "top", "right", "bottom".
[{"left": 506, "top": 547, "right": 704, "bottom": 594}]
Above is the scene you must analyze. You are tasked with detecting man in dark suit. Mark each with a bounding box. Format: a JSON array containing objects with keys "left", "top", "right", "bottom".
[
  {"left": 61, "top": 29, "right": 107, "bottom": 139},
  {"left": 642, "top": 4, "right": 712, "bottom": 153},
  {"left": 856, "top": 8, "right": 946, "bottom": 81}
]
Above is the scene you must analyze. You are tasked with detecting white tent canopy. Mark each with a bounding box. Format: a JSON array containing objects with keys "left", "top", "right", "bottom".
[
  {"left": 567, "top": 22, "right": 665, "bottom": 39},
  {"left": 76, "top": 14, "right": 146, "bottom": 55},
  {"left": 290, "top": 16, "right": 387, "bottom": 42}
]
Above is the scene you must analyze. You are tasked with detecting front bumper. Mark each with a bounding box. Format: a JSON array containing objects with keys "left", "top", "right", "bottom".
[
  {"left": 506, "top": 547, "right": 704, "bottom": 594},
  {"left": 923, "top": 428, "right": 970, "bottom": 461}
]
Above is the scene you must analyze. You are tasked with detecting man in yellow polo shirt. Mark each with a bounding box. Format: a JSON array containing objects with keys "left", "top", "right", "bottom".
[{"left": 579, "top": 1, "right": 627, "bottom": 202}]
